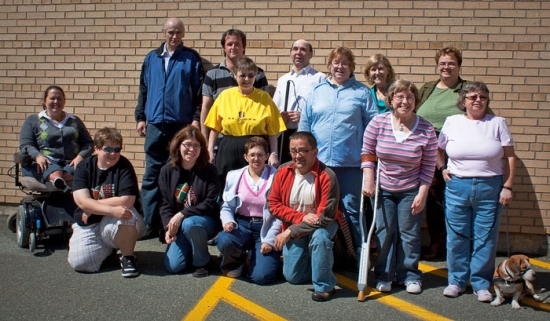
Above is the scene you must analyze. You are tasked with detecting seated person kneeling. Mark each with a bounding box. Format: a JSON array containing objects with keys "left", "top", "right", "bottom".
[
  {"left": 267, "top": 131, "right": 342, "bottom": 302},
  {"left": 67, "top": 127, "right": 146, "bottom": 277},
  {"left": 216, "top": 136, "right": 282, "bottom": 284}
]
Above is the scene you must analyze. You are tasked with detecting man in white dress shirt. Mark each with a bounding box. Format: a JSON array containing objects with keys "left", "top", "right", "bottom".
[{"left": 273, "top": 40, "right": 326, "bottom": 164}]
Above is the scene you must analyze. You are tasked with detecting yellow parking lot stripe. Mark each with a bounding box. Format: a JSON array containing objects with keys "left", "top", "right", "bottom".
[
  {"left": 183, "top": 276, "right": 287, "bottom": 321},
  {"left": 529, "top": 258, "right": 550, "bottom": 270},
  {"left": 335, "top": 273, "right": 453, "bottom": 321}
]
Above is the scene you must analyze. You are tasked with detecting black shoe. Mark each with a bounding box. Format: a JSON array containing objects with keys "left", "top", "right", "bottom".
[
  {"left": 311, "top": 289, "right": 335, "bottom": 302},
  {"left": 120, "top": 255, "right": 139, "bottom": 278},
  {"left": 192, "top": 267, "right": 208, "bottom": 278}
]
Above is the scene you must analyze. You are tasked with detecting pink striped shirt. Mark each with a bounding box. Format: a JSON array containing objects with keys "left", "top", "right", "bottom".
[{"left": 361, "top": 112, "right": 437, "bottom": 191}]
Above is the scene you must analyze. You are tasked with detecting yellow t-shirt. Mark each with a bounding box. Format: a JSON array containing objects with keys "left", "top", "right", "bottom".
[{"left": 204, "top": 87, "right": 286, "bottom": 136}]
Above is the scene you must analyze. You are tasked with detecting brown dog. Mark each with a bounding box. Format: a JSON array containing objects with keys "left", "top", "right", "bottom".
[{"left": 491, "top": 254, "right": 542, "bottom": 309}]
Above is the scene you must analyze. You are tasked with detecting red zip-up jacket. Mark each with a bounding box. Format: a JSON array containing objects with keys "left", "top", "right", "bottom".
[{"left": 267, "top": 159, "right": 342, "bottom": 239}]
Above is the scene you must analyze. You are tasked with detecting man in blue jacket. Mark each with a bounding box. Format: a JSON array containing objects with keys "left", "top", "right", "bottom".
[{"left": 135, "top": 18, "right": 204, "bottom": 238}]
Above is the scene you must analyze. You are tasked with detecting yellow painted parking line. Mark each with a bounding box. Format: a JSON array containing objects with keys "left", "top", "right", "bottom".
[
  {"left": 335, "top": 273, "right": 453, "bottom": 321},
  {"left": 529, "top": 258, "right": 550, "bottom": 270},
  {"left": 183, "top": 276, "right": 287, "bottom": 321},
  {"left": 418, "top": 263, "right": 448, "bottom": 279}
]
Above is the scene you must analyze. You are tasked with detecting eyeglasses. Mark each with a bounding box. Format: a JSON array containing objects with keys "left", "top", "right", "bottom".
[
  {"left": 289, "top": 149, "right": 310, "bottom": 157},
  {"left": 237, "top": 73, "right": 256, "bottom": 80},
  {"left": 331, "top": 61, "right": 350, "bottom": 68},
  {"left": 102, "top": 147, "right": 122, "bottom": 153},
  {"left": 247, "top": 153, "right": 266, "bottom": 159},
  {"left": 181, "top": 142, "right": 201, "bottom": 150},
  {"left": 465, "top": 94, "right": 488, "bottom": 102},
  {"left": 394, "top": 94, "right": 415, "bottom": 102},
  {"left": 438, "top": 62, "right": 458, "bottom": 68}
]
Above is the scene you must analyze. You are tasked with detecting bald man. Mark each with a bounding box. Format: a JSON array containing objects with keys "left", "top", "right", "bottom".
[
  {"left": 135, "top": 18, "right": 205, "bottom": 238},
  {"left": 273, "top": 40, "right": 326, "bottom": 164}
]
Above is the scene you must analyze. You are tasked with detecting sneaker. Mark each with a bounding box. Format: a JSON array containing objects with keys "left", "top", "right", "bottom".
[
  {"left": 224, "top": 265, "right": 243, "bottom": 278},
  {"left": 474, "top": 290, "right": 493, "bottom": 302},
  {"left": 120, "top": 255, "right": 139, "bottom": 278},
  {"left": 376, "top": 280, "right": 392, "bottom": 292},
  {"left": 405, "top": 281, "right": 422, "bottom": 294},
  {"left": 192, "top": 267, "right": 209, "bottom": 278},
  {"left": 443, "top": 284, "right": 465, "bottom": 298}
]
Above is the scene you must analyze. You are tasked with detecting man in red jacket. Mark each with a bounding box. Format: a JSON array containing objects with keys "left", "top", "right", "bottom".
[{"left": 267, "top": 131, "right": 342, "bottom": 302}]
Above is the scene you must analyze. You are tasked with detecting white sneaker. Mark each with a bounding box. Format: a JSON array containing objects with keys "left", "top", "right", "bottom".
[
  {"left": 376, "top": 280, "right": 392, "bottom": 292},
  {"left": 405, "top": 281, "right": 422, "bottom": 294}
]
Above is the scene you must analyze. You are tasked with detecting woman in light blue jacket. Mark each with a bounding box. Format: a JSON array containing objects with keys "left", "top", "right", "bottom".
[
  {"left": 216, "top": 136, "right": 282, "bottom": 284},
  {"left": 299, "top": 46, "right": 377, "bottom": 258}
]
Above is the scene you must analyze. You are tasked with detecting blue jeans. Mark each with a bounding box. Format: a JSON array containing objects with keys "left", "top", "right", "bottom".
[
  {"left": 445, "top": 175, "right": 502, "bottom": 291},
  {"left": 217, "top": 217, "right": 281, "bottom": 285},
  {"left": 142, "top": 123, "right": 186, "bottom": 227},
  {"left": 164, "top": 215, "right": 218, "bottom": 273},
  {"left": 282, "top": 222, "right": 338, "bottom": 292},
  {"left": 374, "top": 188, "right": 423, "bottom": 283},
  {"left": 329, "top": 167, "right": 363, "bottom": 254}
]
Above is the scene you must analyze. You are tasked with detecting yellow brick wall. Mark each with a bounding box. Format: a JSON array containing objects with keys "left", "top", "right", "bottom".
[{"left": 1, "top": 0, "right": 549, "bottom": 237}]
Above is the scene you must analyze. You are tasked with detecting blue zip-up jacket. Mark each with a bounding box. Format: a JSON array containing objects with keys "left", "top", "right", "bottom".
[
  {"left": 298, "top": 76, "right": 377, "bottom": 167},
  {"left": 135, "top": 42, "right": 204, "bottom": 125}
]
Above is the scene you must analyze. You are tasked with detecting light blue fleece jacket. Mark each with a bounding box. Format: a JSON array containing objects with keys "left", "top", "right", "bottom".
[
  {"left": 220, "top": 165, "right": 282, "bottom": 247},
  {"left": 298, "top": 76, "right": 377, "bottom": 167}
]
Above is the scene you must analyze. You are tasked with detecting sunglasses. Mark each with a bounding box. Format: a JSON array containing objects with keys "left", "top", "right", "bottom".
[{"left": 102, "top": 147, "right": 122, "bottom": 153}]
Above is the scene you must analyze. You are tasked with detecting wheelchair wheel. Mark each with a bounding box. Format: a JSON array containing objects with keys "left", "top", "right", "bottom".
[
  {"left": 7, "top": 212, "right": 16, "bottom": 233},
  {"left": 16, "top": 205, "right": 30, "bottom": 248},
  {"left": 29, "top": 232, "right": 37, "bottom": 252}
]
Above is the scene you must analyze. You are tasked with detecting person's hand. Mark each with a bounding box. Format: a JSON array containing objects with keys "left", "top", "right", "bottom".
[
  {"left": 223, "top": 222, "right": 236, "bottom": 232},
  {"left": 500, "top": 188, "right": 513, "bottom": 206},
  {"left": 362, "top": 176, "right": 375, "bottom": 197},
  {"left": 111, "top": 206, "right": 133, "bottom": 220},
  {"left": 301, "top": 213, "right": 319, "bottom": 225},
  {"left": 136, "top": 121, "right": 147, "bottom": 137},
  {"left": 35, "top": 154, "right": 50, "bottom": 174},
  {"left": 268, "top": 154, "right": 279, "bottom": 167},
  {"left": 260, "top": 242, "right": 272, "bottom": 254},
  {"left": 166, "top": 213, "right": 184, "bottom": 239},
  {"left": 274, "top": 229, "right": 291, "bottom": 251},
  {"left": 69, "top": 155, "right": 84, "bottom": 168},
  {"left": 286, "top": 111, "right": 301, "bottom": 123},
  {"left": 442, "top": 169, "right": 451, "bottom": 182},
  {"left": 411, "top": 194, "right": 426, "bottom": 216}
]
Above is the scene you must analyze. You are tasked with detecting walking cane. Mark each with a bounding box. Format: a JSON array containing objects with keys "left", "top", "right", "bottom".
[
  {"left": 278, "top": 80, "right": 292, "bottom": 163},
  {"left": 357, "top": 157, "right": 380, "bottom": 301}
]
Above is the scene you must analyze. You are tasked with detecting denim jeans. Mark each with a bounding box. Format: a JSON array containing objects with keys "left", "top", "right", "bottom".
[
  {"left": 374, "top": 188, "right": 423, "bottom": 284},
  {"left": 217, "top": 217, "right": 281, "bottom": 285},
  {"left": 164, "top": 215, "right": 218, "bottom": 273},
  {"left": 445, "top": 175, "right": 503, "bottom": 291},
  {"left": 329, "top": 167, "right": 363, "bottom": 255},
  {"left": 142, "top": 123, "right": 186, "bottom": 227},
  {"left": 282, "top": 222, "right": 338, "bottom": 293}
]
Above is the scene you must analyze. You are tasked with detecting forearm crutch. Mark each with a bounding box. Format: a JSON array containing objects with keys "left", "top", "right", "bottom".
[{"left": 357, "top": 160, "right": 380, "bottom": 301}]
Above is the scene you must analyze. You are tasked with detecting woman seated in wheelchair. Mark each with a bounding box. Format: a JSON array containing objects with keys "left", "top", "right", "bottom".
[{"left": 19, "top": 85, "right": 93, "bottom": 191}]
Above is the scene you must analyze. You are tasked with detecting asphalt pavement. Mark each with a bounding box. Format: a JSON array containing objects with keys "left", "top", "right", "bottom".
[{"left": 1, "top": 219, "right": 549, "bottom": 321}]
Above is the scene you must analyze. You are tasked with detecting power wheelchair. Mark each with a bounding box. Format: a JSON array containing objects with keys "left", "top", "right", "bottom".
[{"left": 6, "top": 151, "right": 76, "bottom": 252}]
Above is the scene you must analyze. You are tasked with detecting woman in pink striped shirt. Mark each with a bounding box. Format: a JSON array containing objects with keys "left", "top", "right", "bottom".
[{"left": 361, "top": 79, "right": 437, "bottom": 294}]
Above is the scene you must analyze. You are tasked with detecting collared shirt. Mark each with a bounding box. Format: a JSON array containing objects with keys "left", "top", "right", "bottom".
[
  {"left": 272, "top": 65, "right": 327, "bottom": 129},
  {"left": 161, "top": 44, "right": 172, "bottom": 72},
  {"left": 298, "top": 76, "right": 377, "bottom": 167}
]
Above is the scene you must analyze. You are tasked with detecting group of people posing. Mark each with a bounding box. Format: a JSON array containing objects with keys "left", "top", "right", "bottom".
[{"left": 19, "top": 17, "right": 516, "bottom": 303}]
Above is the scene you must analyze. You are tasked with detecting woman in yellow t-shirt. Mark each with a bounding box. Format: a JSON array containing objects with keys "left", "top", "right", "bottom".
[{"left": 204, "top": 57, "right": 285, "bottom": 186}]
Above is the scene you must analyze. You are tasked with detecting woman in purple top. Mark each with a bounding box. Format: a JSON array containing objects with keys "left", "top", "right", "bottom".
[
  {"left": 361, "top": 79, "right": 437, "bottom": 294},
  {"left": 438, "top": 82, "right": 515, "bottom": 302}
]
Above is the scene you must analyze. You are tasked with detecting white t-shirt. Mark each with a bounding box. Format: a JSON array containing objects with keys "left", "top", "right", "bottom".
[{"left": 438, "top": 114, "right": 513, "bottom": 177}]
